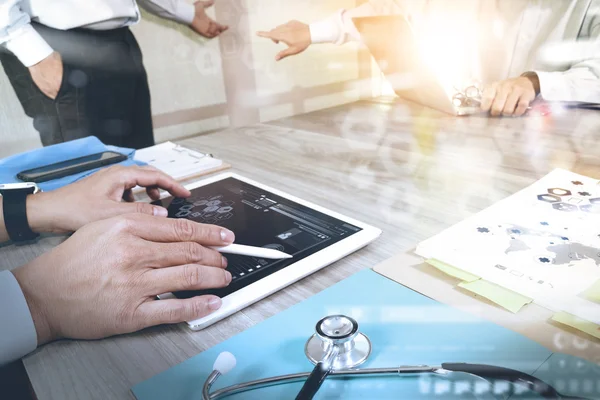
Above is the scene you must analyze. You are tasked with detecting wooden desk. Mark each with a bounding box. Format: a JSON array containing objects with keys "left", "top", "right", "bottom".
[{"left": 2, "top": 99, "right": 600, "bottom": 399}]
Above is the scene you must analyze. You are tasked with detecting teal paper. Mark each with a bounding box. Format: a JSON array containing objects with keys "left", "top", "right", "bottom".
[{"left": 132, "top": 270, "right": 597, "bottom": 399}]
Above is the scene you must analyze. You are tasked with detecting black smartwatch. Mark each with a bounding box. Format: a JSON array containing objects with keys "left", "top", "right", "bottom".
[{"left": 0, "top": 182, "right": 40, "bottom": 242}]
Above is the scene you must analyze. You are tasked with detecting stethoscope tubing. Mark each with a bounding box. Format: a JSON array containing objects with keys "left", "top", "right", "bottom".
[
  {"left": 295, "top": 346, "right": 340, "bottom": 400},
  {"left": 201, "top": 313, "right": 591, "bottom": 400},
  {"left": 202, "top": 363, "right": 591, "bottom": 400},
  {"left": 203, "top": 366, "right": 439, "bottom": 400}
]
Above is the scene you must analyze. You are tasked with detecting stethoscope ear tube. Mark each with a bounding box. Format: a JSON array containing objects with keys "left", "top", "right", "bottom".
[
  {"left": 296, "top": 344, "right": 341, "bottom": 400},
  {"left": 441, "top": 363, "right": 584, "bottom": 399},
  {"left": 295, "top": 361, "right": 333, "bottom": 400}
]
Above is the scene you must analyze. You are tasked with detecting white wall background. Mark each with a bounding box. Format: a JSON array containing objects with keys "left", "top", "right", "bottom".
[{"left": 0, "top": 0, "right": 372, "bottom": 158}]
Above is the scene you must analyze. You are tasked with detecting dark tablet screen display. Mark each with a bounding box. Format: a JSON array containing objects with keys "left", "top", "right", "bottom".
[{"left": 152, "top": 177, "right": 362, "bottom": 298}]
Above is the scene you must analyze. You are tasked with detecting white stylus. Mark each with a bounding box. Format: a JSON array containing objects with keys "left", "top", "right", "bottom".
[{"left": 210, "top": 244, "right": 293, "bottom": 259}]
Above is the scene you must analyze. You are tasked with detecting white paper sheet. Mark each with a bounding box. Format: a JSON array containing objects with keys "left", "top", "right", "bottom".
[
  {"left": 416, "top": 169, "right": 600, "bottom": 324},
  {"left": 134, "top": 141, "right": 223, "bottom": 181}
]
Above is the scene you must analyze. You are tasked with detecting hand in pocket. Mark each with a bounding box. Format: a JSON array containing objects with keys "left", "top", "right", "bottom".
[{"left": 28, "top": 51, "right": 64, "bottom": 100}]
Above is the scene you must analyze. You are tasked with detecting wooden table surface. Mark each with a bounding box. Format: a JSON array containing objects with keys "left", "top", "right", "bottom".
[{"left": 2, "top": 98, "right": 600, "bottom": 400}]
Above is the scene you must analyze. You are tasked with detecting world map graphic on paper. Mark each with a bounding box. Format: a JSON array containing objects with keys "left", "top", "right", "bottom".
[{"left": 481, "top": 223, "right": 600, "bottom": 268}]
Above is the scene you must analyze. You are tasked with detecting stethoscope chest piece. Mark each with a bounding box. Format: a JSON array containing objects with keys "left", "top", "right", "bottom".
[{"left": 304, "top": 315, "right": 372, "bottom": 370}]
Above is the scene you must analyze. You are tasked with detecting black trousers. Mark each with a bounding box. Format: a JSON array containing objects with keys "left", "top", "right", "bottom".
[{"left": 0, "top": 23, "right": 154, "bottom": 149}]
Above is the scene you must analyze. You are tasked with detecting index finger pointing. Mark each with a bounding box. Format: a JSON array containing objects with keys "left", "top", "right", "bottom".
[
  {"left": 257, "top": 30, "right": 283, "bottom": 42},
  {"left": 120, "top": 166, "right": 191, "bottom": 198},
  {"left": 124, "top": 214, "right": 235, "bottom": 246},
  {"left": 256, "top": 31, "right": 272, "bottom": 38}
]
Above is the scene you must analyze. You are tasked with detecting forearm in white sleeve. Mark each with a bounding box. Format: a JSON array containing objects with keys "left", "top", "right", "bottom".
[
  {"left": 137, "top": 0, "right": 195, "bottom": 25},
  {"left": 0, "top": 270, "right": 37, "bottom": 366},
  {"left": 0, "top": 0, "right": 53, "bottom": 67},
  {"left": 534, "top": 9, "right": 600, "bottom": 103},
  {"left": 309, "top": 0, "right": 405, "bottom": 45},
  {"left": 535, "top": 60, "right": 600, "bottom": 103}
]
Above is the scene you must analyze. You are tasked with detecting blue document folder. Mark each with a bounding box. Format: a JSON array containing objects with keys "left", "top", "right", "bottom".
[{"left": 132, "top": 269, "right": 599, "bottom": 400}]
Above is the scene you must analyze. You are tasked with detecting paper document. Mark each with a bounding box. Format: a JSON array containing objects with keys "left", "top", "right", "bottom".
[
  {"left": 134, "top": 142, "right": 227, "bottom": 182},
  {"left": 417, "top": 169, "right": 600, "bottom": 324}
]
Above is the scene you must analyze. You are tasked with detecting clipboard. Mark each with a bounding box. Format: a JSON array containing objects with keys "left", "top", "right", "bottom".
[{"left": 132, "top": 142, "right": 231, "bottom": 192}]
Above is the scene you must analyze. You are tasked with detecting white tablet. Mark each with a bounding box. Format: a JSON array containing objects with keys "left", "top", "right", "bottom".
[{"left": 153, "top": 173, "right": 381, "bottom": 330}]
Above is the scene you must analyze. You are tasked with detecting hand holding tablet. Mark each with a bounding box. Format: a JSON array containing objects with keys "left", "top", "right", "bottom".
[
  {"left": 11, "top": 213, "right": 233, "bottom": 345},
  {"left": 153, "top": 173, "right": 381, "bottom": 330}
]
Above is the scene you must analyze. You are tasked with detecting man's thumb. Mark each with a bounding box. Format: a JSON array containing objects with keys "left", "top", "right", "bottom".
[{"left": 275, "top": 46, "right": 299, "bottom": 61}]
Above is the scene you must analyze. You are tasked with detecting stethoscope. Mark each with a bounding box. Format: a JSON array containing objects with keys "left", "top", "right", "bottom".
[{"left": 201, "top": 315, "right": 589, "bottom": 400}]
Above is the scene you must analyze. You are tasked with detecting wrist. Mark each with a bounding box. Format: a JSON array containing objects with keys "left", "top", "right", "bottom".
[
  {"left": 26, "top": 191, "right": 58, "bottom": 234},
  {"left": 521, "top": 71, "right": 540, "bottom": 95},
  {"left": 13, "top": 265, "right": 55, "bottom": 346}
]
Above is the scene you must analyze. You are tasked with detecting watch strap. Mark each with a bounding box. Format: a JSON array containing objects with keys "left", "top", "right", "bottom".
[{"left": 1, "top": 189, "right": 39, "bottom": 242}]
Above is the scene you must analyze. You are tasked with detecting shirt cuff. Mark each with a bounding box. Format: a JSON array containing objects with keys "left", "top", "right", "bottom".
[
  {"left": 0, "top": 270, "right": 37, "bottom": 366},
  {"left": 4, "top": 24, "right": 54, "bottom": 67},
  {"left": 309, "top": 12, "right": 342, "bottom": 44},
  {"left": 173, "top": 1, "right": 196, "bottom": 25},
  {"left": 534, "top": 70, "right": 572, "bottom": 101}
]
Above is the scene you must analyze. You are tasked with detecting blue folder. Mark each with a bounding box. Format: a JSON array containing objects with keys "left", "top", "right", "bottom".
[
  {"left": 132, "top": 269, "right": 600, "bottom": 400},
  {"left": 0, "top": 136, "right": 143, "bottom": 192}
]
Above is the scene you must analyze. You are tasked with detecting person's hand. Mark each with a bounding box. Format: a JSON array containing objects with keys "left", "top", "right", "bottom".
[
  {"left": 257, "top": 20, "right": 311, "bottom": 61},
  {"left": 190, "top": 0, "right": 228, "bottom": 38},
  {"left": 28, "top": 52, "right": 63, "bottom": 100},
  {"left": 27, "top": 165, "right": 191, "bottom": 234},
  {"left": 13, "top": 213, "right": 235, "bottom": 345},
  {"left": 480, "top": 75, "right": 540, "bottom": 117}
]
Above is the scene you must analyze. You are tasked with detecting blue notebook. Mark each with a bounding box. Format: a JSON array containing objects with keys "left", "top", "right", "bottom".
[
  {"left": 132, "top": 269, "right": 599, "bottom": 400},
  {"left": 0, "top": 136, "right": 143, "bottom": 192}
]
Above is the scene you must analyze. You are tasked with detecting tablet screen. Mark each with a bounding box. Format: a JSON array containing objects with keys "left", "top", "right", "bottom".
[{"left": 152, "top": 177, "right": 363, "bottom": 298}]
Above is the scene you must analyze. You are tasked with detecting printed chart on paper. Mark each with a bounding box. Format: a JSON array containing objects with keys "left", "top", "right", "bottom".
[{"left": 417, "top": 169, "right": 600, "bottom": 323}]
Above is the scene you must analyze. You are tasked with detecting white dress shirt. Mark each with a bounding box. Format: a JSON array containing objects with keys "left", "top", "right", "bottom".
[
  {"left": 309, "top": 0, "right": 600, "bottom": 103},
  {"left": 0, "top": 270, "right": 36, "bottom": 366},
  {"left": 0, "top": 0, "right": 196, "bottom": 67}
]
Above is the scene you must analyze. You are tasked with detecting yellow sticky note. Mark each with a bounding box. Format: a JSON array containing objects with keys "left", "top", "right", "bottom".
[
  {"left": 552, "top": 312, "right": 600, "bottom": 340},
  {"left": 458, "top": 280, "right": 532, "bottom": 313},
  {"left": 580, "top": 279, "right": 600, "bottom": 304},
  {"left": 426, "top": 259, "right": 480, "bottom": 282}
]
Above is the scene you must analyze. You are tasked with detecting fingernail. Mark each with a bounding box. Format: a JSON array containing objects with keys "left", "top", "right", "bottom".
[
  {"left": 154, "top": 207, "right": 168, "bottom": 217},
  {"left": 222, "top": 256, "right": 228, "bottom": 267},
  {"left": 220, "top": 229, "right": 235, "bottom": 243},
  {"left": 224, "top": 270, "right": 232, "bottom": 283},
  {"left": 208, "top": 297, "right": 222, "bottom": 310}
]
